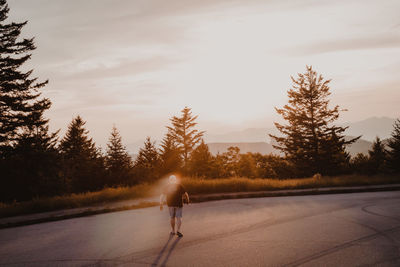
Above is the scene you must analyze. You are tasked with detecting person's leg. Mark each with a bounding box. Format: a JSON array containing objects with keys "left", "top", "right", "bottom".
[
  {"left": 176, "top": 217, "right": 182, "bottom": 232},
  {"left": 170, "top": 217, "right": 175, "bottom": 233},
  {"left": 176, "top": 207, "right": 183, "bottom": 237},
  {"left": 168, "top": 207, "right": 176, "bottom": 234}
]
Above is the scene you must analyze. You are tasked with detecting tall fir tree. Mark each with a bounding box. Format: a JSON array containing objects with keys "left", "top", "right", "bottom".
[
  {"left": 0, "top": 0, "right": 61, "bottom": 201},
  {"left": 270, "top": 66, "right": 359, "bottom": 176},
  {"left": 133, "top": 137, "right": 160, "bottom": 182},
  {"left": 0, "top": 125, "right": 63, "bottom": 201},
  {"left": 368, "top": 137, "right": 387, "bottom": 174},
  {"left": 387, "top": 119, "right": 400, "bottom": 174},
  {"left": 60, "top": 116, "right": 105, "bottom": 192},
  {"left": 0, "top": 0, "right": 51, "bottom": 155},
  {"left": 167, "top": 107, "right": 205, "bottom": 173},
  {"left": 105, "top": 125, "right": 133, "bottom": 186},
  {"left": 159, "top": 131, "right": 182, "bottom": 176}
]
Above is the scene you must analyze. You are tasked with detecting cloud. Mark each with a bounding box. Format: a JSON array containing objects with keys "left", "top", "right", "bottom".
[
  {"left": 332, "top": 81, "right": 400, "bottom": 121},
  {"left": 61, "top": 56, "right": 181, "bottom": 80},
  {"left": 289, "top": 34, "right": 400, "bottom": 56},
  {"left": 8, "top": 0, "right": 400, "bottom": 145}
]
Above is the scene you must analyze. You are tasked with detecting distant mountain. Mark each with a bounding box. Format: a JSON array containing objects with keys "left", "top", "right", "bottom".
[
  {"left": 345, "top": 137, "right": 372, "bottom": 156},
  {"left": 128, "top": 139, "right": 374, "bottom": 157},
  {"left": 207, "top": 142, "right": 276, "bottom": 155},
  {"left": 204, "top": 128, "right": 277, "bottom": 143},
  {"left": 207, "top": 138, "right": 374, "bottom": 157},
  {"left": 341, "top": 117, "right": 396, "bottom": 141},
  {"left": 204, "top": 117, "right": 396, "bottom": 144},
  {"left": 127, "top": 117, "right": 394, "bottom": 154}
]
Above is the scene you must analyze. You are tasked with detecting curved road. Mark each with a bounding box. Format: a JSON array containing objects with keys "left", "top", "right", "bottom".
[{"left": 1, "top": 191, "right": 400, "bottom": 266}]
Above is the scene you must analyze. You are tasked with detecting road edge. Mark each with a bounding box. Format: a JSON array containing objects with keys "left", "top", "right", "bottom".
[{"left": 1, "top": 184, "right": 400, "bottom": 229}]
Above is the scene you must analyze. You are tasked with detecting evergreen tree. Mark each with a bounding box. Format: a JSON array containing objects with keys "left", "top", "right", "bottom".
[
  {"left": 368, "top": 137, "right": 387, "bottom": 174},
  {"left": 387, "top": 119, "right": 400, "bottom": 173},
  {"left": 60, "top": 116, "right": 105, "bottom": 192},
  {"left": 133, "top": 137, "right": 160, "bottom": 182},
  {"left": 350, "top": 153, "right": 370, "bottom": 175},
  {"left": 105, "top": 125, "right": 133, "bottom": 186},
  {"left": 188, "top": 140, "right": 214, "bottom": 177},
  {"left": 0, "top": 0, "right": 51, "bottom": 155},
  {"left": 167, "top": 107, "right": 205, "bottom": 173},
  {"left": 0, "top": 126, "right": 63, "bottom": 201},
  {"left": 237, "top": 153, "right": 257, "bottom": 178},
  {"left": 270, "top": 66, "right": 359, "bottom": 176},
  {"left": 0, "top": 0, "right": 60, "bottom": 201},
  {"left": 159, "top": 131, "right": 181, "bottom": 175}
]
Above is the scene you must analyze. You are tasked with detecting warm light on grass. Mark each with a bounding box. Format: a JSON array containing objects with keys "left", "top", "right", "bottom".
[
  {"left": 0, "top": 184, "right": 152, "bottom": 218},
  {"left": 181, "top": 175, "right": 400, "bottom": 194},
  {"left": 0, "top": 175, "right": 398, "bottom": 219}
]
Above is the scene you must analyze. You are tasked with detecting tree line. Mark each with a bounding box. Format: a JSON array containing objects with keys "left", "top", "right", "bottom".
[{"left": 1, "top": 0, "right": 399, "bottom": 202}]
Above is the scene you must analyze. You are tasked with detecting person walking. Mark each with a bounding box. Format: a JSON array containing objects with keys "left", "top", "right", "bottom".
[{"left": 160, "top": 175, "right": 189, "bottom": 237}]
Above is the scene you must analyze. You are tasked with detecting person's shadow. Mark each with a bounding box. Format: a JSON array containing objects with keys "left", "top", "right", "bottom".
[{"left": 152, "top": 235, "right": 181, "bottom": 267}]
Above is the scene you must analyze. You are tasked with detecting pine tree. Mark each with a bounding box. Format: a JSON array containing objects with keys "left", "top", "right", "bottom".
[
  {"left": 270, "top": 66, "right": 359, "bottom": 176},
  {"left": 0, "top": 0, "right": 51, "bottom": 155},
  {"left": 133, "top": 137, "right": 160, "bottom": 182},
  {"left": 188, "top": 140, "right": 214, "bottom": 177},
  {"left": 60, "top": 116, "right": 105, "bottom": 192},
  {"left": 0, "top": 0, "right": 60, "bottom": 201},
  {"left": 0, "top": 126, "right": 63, "bottom": 201},
  {"left": 368, "top": 137, "right": 387, "bottom": 174},
  {"left": 350, "top": 153, "right": 370, "bottom": 175},
  {"left": 60, "top": 116, "right": 97, "bottom": 159},
  {"left": 105, "top": 125, "right": 133, "bottom": 186},
  {"left": 167, "top": 107, "right": 205, "bottom": 173},
  {"left": 387, "top": 119, "right": 400, "bottom": 173},
  {"left": 159, "top": 131, "right": 182, "bottom": 175}
]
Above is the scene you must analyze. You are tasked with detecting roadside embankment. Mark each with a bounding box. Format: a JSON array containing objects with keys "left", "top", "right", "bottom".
[{"left": 1, "top": 181, "right": 400, "bottom": 229}]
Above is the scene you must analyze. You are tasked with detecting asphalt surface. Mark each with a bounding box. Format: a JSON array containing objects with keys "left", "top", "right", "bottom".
[{"left": 1, "top": 191, "right": 400, "bottom": 266}]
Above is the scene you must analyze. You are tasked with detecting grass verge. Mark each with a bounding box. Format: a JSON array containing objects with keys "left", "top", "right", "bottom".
[
  {"left": 1, "top": 174, "right": 399, "bottom": 219},
  {"left": 0, "top": 184, "right": 152, "bottom": 218},
  {"left": 181, "top": 175, "right": 400, "bottom": 194}
]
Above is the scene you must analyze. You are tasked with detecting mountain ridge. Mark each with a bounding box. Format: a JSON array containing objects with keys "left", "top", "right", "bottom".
[
  {"left": 127, "top": 117, "right": 396, "bottom": 154},
  {"left": 206, "top": 137, "right": 373, "bottom": 157}
]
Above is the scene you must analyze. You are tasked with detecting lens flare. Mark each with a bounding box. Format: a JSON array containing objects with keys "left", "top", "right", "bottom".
[{"left": 169, "top": 175, "right": 177, "bottom": 184}]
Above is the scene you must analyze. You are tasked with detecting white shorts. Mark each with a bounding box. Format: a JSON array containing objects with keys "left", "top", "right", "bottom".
[{"left": 168, "top": 207, "right": 183, "bottom": 218}]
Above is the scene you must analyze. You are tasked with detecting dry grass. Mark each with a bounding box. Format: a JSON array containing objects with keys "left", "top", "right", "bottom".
[
  {"left": 1, "top": 174, "right": 399, "bottom": 219},
  {"left": 181, "top": 175, "right": 400, "bottom": 194},
  {"left": 0, "top": 184, "right": 152, "bottom": 218}
]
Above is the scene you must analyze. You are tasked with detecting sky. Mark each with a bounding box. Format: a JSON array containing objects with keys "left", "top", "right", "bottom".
[{"left": 7, "top": 0, "right": 400, "bottom": 148}]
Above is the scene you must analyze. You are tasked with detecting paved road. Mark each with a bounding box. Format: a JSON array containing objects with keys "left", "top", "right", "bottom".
[{"left": 1, "top": 191, "right": 400, "bottom": 266}]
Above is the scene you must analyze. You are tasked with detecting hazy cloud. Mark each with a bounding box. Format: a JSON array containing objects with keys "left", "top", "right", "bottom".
[
  {"left": 5, "top": 0, "right": 400, "bottom": 146},
  {"left": 291, "top": 35, "right": 400, "bottom": 56},
  {"left": 61, "top": 56, "right": 181, "bottom": 80}
]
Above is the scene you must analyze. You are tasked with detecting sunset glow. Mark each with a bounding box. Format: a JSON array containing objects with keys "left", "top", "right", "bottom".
[{"left": 8, "top": 0, "right": 400, "bottom": 146}]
